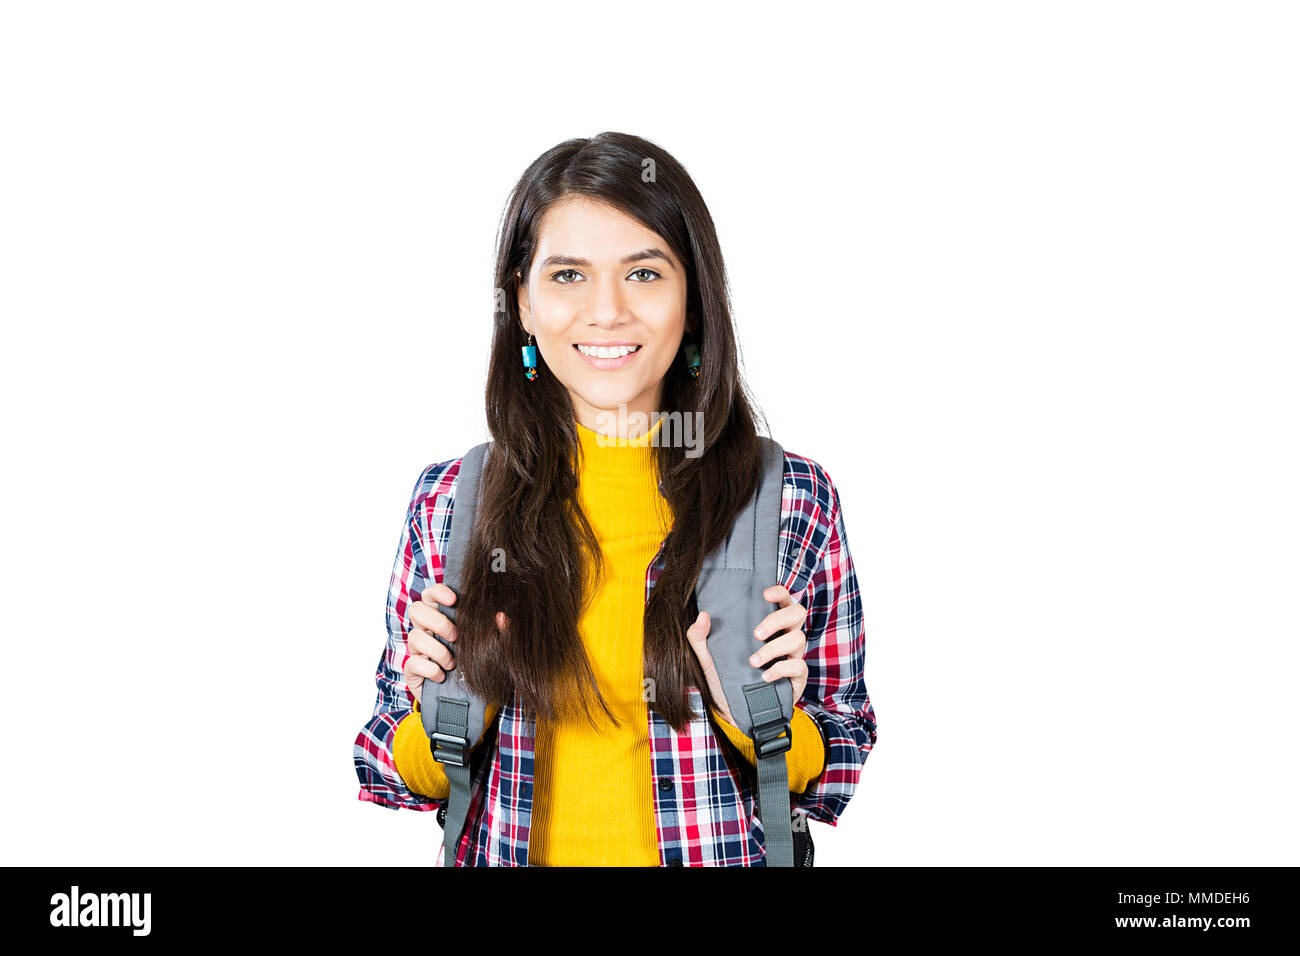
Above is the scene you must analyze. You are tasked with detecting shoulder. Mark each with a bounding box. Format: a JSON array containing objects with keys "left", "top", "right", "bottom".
[
  {"left": 779, "top": 445, "right": 841, "bottom": 527},
  {"left": 402, "top": 453, "right": 469, "bottom": 517},
  {"left": 774, "top": 444, "right": 847, "bottom": 594},
  {"left": 394, "top": 453, "right": 473, "bottom": 577}
]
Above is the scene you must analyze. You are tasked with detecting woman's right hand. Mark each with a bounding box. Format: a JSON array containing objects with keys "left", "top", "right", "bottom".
[
  {"left": 404, "top": 582, "right": 459, "bottom": 704},
  {"left": 404, "top": 582, "right": 510, "bottom": 705}
]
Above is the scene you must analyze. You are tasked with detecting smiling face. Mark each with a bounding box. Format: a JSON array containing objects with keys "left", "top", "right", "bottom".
[{"left": 517, "top": 195, "right": 692, "bottom": 438}]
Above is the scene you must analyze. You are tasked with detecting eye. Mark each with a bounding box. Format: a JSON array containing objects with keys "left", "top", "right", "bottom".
[
  {"left": 551, "top": 269, "right": 583, "bottom": 284},
  {"left": 628, "top": 268, "right": 661, "bottom": 282}
]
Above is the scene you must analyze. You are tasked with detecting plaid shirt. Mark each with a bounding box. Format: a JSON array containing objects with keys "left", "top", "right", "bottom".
[{"left": 354, "top": 446, "right": 879, "bottom": 866}]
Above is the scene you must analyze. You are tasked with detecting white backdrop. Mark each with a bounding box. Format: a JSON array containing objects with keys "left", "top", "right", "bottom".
[{"left": 2, "top": 1, "right": 1296, "bottom": 866}]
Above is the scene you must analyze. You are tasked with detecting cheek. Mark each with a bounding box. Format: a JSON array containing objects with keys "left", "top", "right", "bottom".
[
  {"left": 640, "top": 293, "right": 686, "bottom": 325},
  {"left": 640, "top": 343, "right": 679, "bottom": 377},
  {"left": 533, "top": 302, "right": 570, "bottom": 334},
  {"left": 531, "top": 285, "right": 578, "bottom": 323}
]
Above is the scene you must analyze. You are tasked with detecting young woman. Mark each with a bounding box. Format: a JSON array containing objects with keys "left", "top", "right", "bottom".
[{"left": 354, "top": 131, "right": 879, "bottom": 866}]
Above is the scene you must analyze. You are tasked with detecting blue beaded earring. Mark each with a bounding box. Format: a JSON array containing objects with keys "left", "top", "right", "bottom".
[
  {"left": 683, "top": 332, "right": 701, "bottom": 378},
  {"left": 521, "top": 329, "right": 538, "bottom": 381}
]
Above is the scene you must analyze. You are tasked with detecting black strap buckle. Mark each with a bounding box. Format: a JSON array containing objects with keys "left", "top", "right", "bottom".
[
  {"left": 430, "top": 731, "right": 469, "bottom": 768},
  {"left": 751, "top": 717, "right": 792, "bottom": 758}
]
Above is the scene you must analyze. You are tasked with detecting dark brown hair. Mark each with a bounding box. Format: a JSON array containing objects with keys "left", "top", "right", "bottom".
[{"left": 454, "top": 131, "right": 770, "bottom": 735}]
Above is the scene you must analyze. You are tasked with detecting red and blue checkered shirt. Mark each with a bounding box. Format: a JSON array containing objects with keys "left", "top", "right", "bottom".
[{"left": 354, "top": 446, "right": 879, "bottom": 866}]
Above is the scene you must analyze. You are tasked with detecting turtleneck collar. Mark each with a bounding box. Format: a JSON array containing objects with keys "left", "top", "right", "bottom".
[{"left": 574, "top": 414, "right": 666, "bottom": 477}]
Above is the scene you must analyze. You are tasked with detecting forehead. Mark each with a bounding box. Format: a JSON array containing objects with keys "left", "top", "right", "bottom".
[{"left": 534, "top": 196, "right": 678, "bottom": 266}]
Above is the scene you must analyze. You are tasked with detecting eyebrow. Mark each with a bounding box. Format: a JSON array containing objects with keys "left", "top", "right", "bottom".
[{"left": 538, "top": 248, "right": 675, "bottom": 271}]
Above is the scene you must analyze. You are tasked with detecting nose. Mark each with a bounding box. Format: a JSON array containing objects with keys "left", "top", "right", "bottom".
[{"left": 585, "top": 270, "right": 629, "bottom": 325}]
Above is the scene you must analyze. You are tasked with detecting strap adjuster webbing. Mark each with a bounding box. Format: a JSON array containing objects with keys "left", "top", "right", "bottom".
[
  {"left": 430, "top": 696, "right": 471, "bottom": 768},
  {"left": 430, "top": 732, "right": 469, "bottom": 767},
  {"left": 743, "top": 681, "right": 792, "bottom": 759},
  {"left": 751, "top": 717, "right": 792, "bottom": 758}
]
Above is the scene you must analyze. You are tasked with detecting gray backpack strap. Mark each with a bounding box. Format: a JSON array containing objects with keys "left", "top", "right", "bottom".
[
  {"left": 696, "top": 436, "right": 795, "bottom": 866},
  {"left": 419, "top": 440, "right": 493, "bottom": 866}
]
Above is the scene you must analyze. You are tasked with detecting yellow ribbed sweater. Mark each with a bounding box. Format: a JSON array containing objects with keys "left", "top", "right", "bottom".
[{"left": 392, "top": 416, "right": 826, "bottom": 865}]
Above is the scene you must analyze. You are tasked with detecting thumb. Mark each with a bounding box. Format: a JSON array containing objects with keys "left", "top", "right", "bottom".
[{"left": 686, "top": 610, "right": 710, "bottom": 646}]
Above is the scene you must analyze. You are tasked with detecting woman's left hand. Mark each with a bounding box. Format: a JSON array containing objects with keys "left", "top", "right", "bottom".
[{"left": 686, "top": 584, "right": 809, "bottom": 728}]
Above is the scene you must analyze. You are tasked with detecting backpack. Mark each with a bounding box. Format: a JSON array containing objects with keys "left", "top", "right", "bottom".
[{"left": 420, "top": 436, "right": 812, "bottom": 867}]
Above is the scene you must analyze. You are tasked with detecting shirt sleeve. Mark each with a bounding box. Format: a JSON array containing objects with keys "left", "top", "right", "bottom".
[
  {"left": 789, "top": 466, "right": 879, "bottom": 826},
  {"left": 353, "top": 469, "right": 442, "bottom": 812}
]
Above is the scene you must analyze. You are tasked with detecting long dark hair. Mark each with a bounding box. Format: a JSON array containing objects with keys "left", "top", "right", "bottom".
[{"left": 454, "top": 131, "right": 770, "bottom": 735}]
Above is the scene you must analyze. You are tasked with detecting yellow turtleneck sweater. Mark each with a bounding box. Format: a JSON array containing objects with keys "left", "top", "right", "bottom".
[{"left": 391, "top": 416, "right": 826, "bottom": 865}]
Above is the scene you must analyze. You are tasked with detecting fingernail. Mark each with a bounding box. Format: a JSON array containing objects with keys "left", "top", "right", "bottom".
[
  {"left": 754, "top": 626, "right": 766, "bottom": 638},
  {"left": 749, "top": 654, "right": 759, "bottom": 666}
]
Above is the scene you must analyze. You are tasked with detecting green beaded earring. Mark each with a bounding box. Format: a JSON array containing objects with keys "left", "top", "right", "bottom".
[
  {"left": 521, "top": 329, "right": 538, "bottom": 381},
  {"left": 683, "top": 333, "right": 701, "bottom": 378}
]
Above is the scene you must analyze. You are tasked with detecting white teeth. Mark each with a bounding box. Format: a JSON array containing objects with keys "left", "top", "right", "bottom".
[{"left": 577, "top": 344, "right": 640, "bottom": 358}]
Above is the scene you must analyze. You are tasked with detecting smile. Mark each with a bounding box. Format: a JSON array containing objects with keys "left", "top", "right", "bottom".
[{"left": 574, "top": 343, "right": 642, "bottom": 369}]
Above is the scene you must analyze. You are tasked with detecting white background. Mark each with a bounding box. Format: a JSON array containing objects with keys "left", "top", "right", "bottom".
[{"left": 2, "top": 1, "right": 1296, "bottom": 866}]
